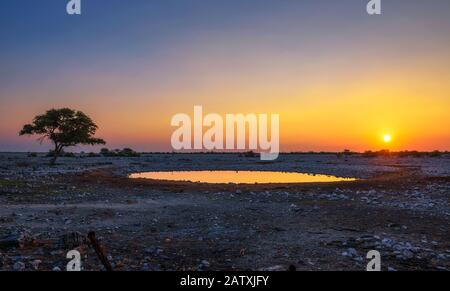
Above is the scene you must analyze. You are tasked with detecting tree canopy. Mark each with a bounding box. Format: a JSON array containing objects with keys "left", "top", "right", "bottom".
[{"left": 20, "top": 108, "right": 105, "bottom": 164}]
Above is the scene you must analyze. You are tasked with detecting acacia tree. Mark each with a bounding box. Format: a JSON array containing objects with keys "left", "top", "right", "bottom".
[{"left": 20, "top": 108, "right": 106, "bottom": 165}]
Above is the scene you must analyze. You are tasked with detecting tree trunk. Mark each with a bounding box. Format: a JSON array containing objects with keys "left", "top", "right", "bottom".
[{"left": 50, "top": 144, "right": 62, "bottom": 165}]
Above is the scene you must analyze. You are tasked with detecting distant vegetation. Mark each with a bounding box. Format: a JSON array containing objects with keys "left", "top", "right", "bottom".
[
  {"left": 46, "top": 150, "right": 77, "bottom": 158},
  {"left": 99, "top": 148, "right": 140, "bottom": 157},
  {"left": 23, "top": 147, "right": 447, "bottom": 160},
  {"left": 360, "top": 150, "right": 446, "bottom": 158},
  {"left": 142, "top": 151, "right": 448, "bottom": 157},
  {"left": 43, "top": 147, "right": 141, "bottom": 158},
  {"left": 238, "top": 151, "right": 257, "bottom": 158},
  {"left": 336, "top": 149, "right": 358, "bottom": 158}
]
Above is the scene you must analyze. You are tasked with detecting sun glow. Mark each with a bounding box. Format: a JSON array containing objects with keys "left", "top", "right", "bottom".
[{"left": 383, "top": 134, "right": 392, "bottom": 143}]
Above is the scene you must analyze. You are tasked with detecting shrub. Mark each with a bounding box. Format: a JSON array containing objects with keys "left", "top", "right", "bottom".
[
  {"left": 362, "top": 151, "right": 377, "bottom": 158},
  {"left": 119, "top": 148, "right": 140, "bottom": 157},
  {"left": 100, "top": 148, "right": 111, "bottom": 156},
  {"left": 99, "top": 147, "right": 140, "bottom": 157},
  {"left": 429, "top": 151, "right": 442, "bottom": 158},
  {"left": 46, "top": 150, "right": 59, "bottom": 157}
]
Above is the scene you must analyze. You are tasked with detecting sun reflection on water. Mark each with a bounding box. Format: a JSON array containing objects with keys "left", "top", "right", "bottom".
[{"left": 129, "top": 171, "right": 356, "bottom": 184}]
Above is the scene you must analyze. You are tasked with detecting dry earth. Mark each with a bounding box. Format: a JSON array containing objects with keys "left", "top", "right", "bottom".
[{"left": 0, "top": 153, "right": 449, "bottom": 271}]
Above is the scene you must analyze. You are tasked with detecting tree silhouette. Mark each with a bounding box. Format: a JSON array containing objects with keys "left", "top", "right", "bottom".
[{"left": 20, "top": 108, "right": 105, "bottom": 165}]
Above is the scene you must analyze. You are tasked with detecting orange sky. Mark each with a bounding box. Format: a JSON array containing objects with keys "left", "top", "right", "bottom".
[{"left": 0, "top": 1, "right": 449, "bottom": 152}]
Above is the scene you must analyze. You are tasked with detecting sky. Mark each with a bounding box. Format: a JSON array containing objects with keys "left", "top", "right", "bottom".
[{"left": 0, "top": 0, "right": 449, "bottom": 152}]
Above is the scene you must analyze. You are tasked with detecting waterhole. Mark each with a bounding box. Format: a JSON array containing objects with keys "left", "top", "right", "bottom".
[{"left": 129, "top": 171, "right": 356, "bottom": 184}]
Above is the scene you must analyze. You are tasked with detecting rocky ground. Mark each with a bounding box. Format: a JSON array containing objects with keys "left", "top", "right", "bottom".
[{"left": 0, "top": 153, "right": 449, "bottom": 271}]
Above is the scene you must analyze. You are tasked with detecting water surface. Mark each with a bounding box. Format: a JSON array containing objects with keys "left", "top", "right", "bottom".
[{"left": 129, "top": 171, "right": 356, "bottom": 184}]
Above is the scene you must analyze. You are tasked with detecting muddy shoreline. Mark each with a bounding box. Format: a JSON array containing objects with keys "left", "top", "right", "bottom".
[{"left": 0, "top": 153, "right": 449, "bottom": 271}]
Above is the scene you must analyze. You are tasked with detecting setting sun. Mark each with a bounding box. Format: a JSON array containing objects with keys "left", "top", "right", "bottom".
[{"left": 383, "top": 134, "right": 392, "bottom": 143}]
